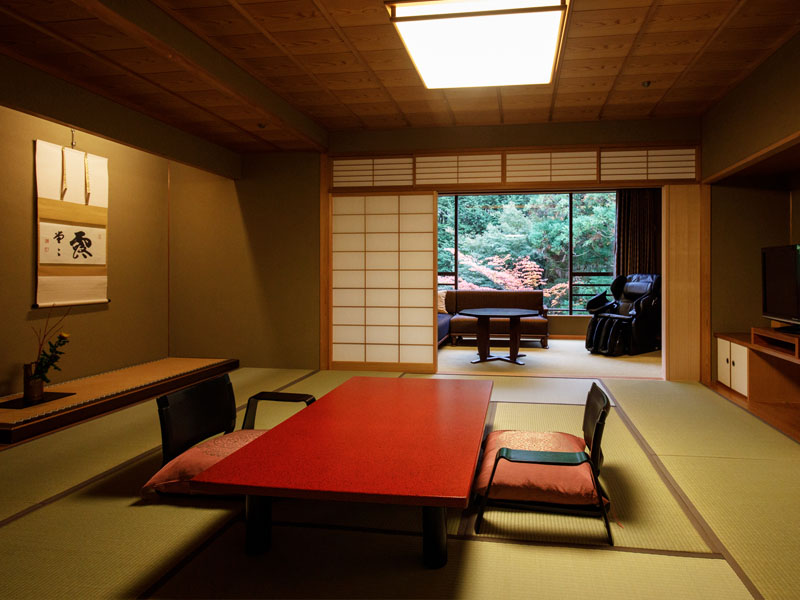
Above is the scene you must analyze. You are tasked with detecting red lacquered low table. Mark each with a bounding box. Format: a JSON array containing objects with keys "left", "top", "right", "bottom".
[{"left": 191, "top": 376, "right": 493, "bottom": 568}]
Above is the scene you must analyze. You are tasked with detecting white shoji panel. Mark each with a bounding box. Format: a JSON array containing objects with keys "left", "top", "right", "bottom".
[
  {"left": 374, "top": 157, "right": 413, "bottom": 186},
  {"left": 366, "top": 252, "right": 398, "bottom": 269},
  {"left": 600, "top": 150, "right": 647, "bottom": 181},
  {"left": 332, "top": 289, "right": 364, "bottom": 306},
  {"left": 648, "top": 148, "right": 696, "bottom": 179},
  {"left": 333, "top": 252, "right": 364, "bottom": 270},
  {"left": 400, "top": 214, "right": 432, "bottom": 232},
  {"left": 332, "top": 214, "right": 363, "bottom": 233},
  {"left": 332, "top": 307, "right": 364, "bottom": 325},
  {"left": 399, "top": 270, "right": 431, "bottom": 288},
  {"left": 400, "top": 233, "right": 434, "bottom": 251},
  {"left": 366, "top": 270, "right": 399, "bottom": 288},
  {"left": 400, "top": 307, "right": 431, "bottom": 326},
  {"left": 400, "top": 345, "right": 433, "bottom": 363},
  {"left": 458, "top": 154, "right": 502, "bottom": 183},
  {"left": 551, "top": 151, "right": 597, "bottom": 181},
  {"left": 506, "top": 153, "right": 550, "bottom": 182},
  {"left": 366, "top": 289, "right": 398, "bottom": 306},
  {"left": 332, "top": 325, "right": 364, "bottom": 344},
  {"left": 400, "top": 289, "right": 431, "bottom": 307},
  {"left": 366, "top": 233, "right": 398, "bottom": 251},
  {"left": 367, "top": 326, "right": 399, "bottom": 344},
  {"left": 332, "top": 270, "right": 365, "bottom": 288},
  {"left": 366, "top": 307, "right": 399, "bottom": 325},
  {"left": 366, "top": 214, "right": 398, "bottom": 232},
  {"left": 415, "top": 155, "right": 458, "bottom": 184},
  {"left": 400, "top": 252, "right": 433, "bottom": 269},
  {"left": 332, "top": 196, "right": 365, "bottom": 214},
  {"left": 332, "top": 233, "right": 364, "bottom": 251},
  {"left": 332, "top": 158, "right": 412, "bottom": 188},
  {"left": 332, "top": 159, "right": 373, "bottom": 187},
  {"left": 330, "top": 193, "right": 435, "bottom": 369},
  {"left": 366, "top": 195, "right": 399, "bottom": 214},
  {"left": 367, "top": 345, "right": 399, "bottom": 363},
  {"left": 333, "top": 343, "right": 365, "bottom": 361},
  {"left": 400, "top": 326, "right": 434, "bottom": 345},
  {"left": 400, "top": 195, "right": 434, "bottom": 213}
]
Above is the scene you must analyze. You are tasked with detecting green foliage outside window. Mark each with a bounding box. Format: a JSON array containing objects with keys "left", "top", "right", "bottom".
[{"left": 437, "top": 192, "right": 617, "bottom": 313}]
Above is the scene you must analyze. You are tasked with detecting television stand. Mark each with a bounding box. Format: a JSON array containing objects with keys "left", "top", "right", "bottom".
[{"left": 751, "top": 327, "right": 800, "bottom": 359}]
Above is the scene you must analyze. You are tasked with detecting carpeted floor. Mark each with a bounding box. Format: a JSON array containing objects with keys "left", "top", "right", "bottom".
[
  {"left": 2, "top": 367, "right": 797, "bottom": 599},
  {"left": 437, "top": 338, "right": 663, "bottom": 379}
]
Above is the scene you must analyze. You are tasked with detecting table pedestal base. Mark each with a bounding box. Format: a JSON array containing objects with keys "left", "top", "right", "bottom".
[{"left": 471, "top": 354, "right": 527, "bottom": 365}]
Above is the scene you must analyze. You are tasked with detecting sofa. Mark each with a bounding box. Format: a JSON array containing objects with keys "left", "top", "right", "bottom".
[{"left": 438, "top": 290, "right": 549, "bottom": 348}]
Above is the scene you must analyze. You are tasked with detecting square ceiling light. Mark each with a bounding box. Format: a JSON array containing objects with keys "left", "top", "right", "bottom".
[{"left": 386, "top": 0, "right": 568, "bottom": 89}]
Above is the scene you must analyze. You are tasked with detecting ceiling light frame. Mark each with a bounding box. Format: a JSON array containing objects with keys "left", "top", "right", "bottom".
[{"left": 385, "top": 0, "right": 569, "bottom": 89}]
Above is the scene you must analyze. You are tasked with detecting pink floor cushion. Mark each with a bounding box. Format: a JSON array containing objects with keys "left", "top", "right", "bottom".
[
  {"left": 142, "top": 429, "right": 266, "bottom": 496},
  {"left": 474, "top": 430, "right": 599, "bottom": 505}
]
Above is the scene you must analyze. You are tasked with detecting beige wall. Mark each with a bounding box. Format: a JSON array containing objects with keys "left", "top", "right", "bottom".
[
  {"left": 702, "top": 32, "right": 800, "bottom": 180},
  {"left": 710, "top": 186, "right": 790, "bottom": 380},
  {"left": 168, "top": 154, "right": 321, "bottom": 369},
  {"left": 0, "top": 106, "right": 169, "bottom": 395}
]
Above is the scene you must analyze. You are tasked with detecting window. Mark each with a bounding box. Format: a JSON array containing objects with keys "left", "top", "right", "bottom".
[{"left": 437, "top": 192, "right": 616, "bottom": 314}]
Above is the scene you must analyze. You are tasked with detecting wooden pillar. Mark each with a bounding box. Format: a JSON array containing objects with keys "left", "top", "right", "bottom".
[{"left": 662, "top": 184, "right": 710, "bottom": 381}]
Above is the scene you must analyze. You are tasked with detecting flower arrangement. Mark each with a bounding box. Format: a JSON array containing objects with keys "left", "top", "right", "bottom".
[{"left": 30, "top": 308, "right": 71, "bottom": 383}]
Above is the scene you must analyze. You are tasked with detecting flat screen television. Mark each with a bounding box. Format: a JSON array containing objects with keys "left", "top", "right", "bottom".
[{"left": 762, "top": 244, "right": 800, "bottom": 329}]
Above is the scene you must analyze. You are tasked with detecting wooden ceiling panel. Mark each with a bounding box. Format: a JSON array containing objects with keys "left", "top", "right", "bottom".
[
  {"left": 243, "top": 55, "right": 306, "bottom": 77},
  {"left": 559, "top": 57, "right": 624, "bottom": 79},
  {"left": 99, "top": 47, "right": 183, "bottom": 74},
  {"left": 47, "top": 18, "right": 143, "bottom": 51},
  {"left": 341, "top": 24, "right": 403, "bottom": 52},
  {"left": 271, "top": 28, "right": 349, "bottom": 55},
  {"left": 561, "top": 34, "right": 636, "bottom": 60},
  {"left": 632, "top": 30, "right": 715, "bottom": 56},
  {"left": 0, "top": 0, "right": 94, "bottom": 23},
  {"left": 642, "top": 2, "right": 736, "bottom": 33},
  {"left": 324, "top": 0, "right": 388, "bottom": 28},
  {"left": 568, "top": 7, "right": 650, "bottom": 38},
  {"left": 4, "top": 0, "right": 800, "bottom": 150},
  {"left": 296, "top": 51, "right": 363, "bottom": 74},
  {"left": 359, "top": 49, "right": 415, "bottom": 72},
  {"left": 172, "top": 5, "right": 257, "bottom": 37},
  {"left": 241, "top": 1, "right": 329, "bottom": 32},
  {"left": 333, "top": 87, "right": 389, "bottom": 103},
  {"left": 208, "top": 33, "right": 283, "bottom": 58},
  {"left": 316, "top": 70, "right": 380, "bottom": 90},
  {"left": 373, "top": 69, "right": 423, "bottom": 88}
]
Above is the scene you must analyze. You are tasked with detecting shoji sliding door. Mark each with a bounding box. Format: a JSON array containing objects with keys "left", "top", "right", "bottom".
[{"left": 330, "top": 193, "right": 437, "bottom": 373}]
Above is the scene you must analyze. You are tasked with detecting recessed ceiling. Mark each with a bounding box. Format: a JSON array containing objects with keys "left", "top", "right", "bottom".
[{"left": 0, "top": 0, "right": 799, "bottom": 154}]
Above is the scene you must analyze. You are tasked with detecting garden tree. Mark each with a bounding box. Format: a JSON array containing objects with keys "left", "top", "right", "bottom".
[{"left": 438, "top": 192, "right": 616, "bottom": 312}]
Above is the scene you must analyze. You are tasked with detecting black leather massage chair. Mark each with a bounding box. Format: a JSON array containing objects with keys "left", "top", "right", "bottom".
[{"left": 585, "top": 274, "right": 661, "bottom": 356}]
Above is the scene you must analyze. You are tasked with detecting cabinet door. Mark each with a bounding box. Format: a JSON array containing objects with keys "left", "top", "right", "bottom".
[
  {"left": 717, "top": 338, "right": 731, "bottom": 387},
  {"left": 730, "top": 343, "right": 748, "bottom": 396}
]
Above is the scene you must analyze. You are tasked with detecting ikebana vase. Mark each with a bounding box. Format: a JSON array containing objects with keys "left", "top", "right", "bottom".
[{"left": 23, "top": 362, "right": 44, "bottom": 404}]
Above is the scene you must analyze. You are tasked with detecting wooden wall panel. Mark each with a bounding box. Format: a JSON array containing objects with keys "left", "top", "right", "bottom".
[{"left": 663, "top": 183, "right": 708, "bottom": 381}]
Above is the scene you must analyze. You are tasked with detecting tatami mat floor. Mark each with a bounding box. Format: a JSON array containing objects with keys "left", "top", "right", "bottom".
[{"left": 0, "top": 350, "right": 796, "bottom": 599}]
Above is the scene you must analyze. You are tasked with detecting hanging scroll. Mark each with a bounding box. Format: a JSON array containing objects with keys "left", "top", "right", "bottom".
[{"left": 34, "top": 140, "right": 109, "bottom": 307}]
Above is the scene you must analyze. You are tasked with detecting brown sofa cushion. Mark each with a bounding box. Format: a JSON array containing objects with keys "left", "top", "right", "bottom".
[
  {"left": 449, "top": 314, "right": 548, "bottom": 335},
  {"left": 445, "top": 290, "right": 548, "bottom": 337}
]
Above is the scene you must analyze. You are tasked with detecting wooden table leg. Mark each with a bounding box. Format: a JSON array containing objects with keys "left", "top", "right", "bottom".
[
  {"left": 472, "top": 316, "right": 491, "bottom": 363},
  {"left": 422, "top": 506, "right": 447, "bottom": 568},
  {"left": 507, "top": 316, "right": 526, "bottom": 364},
  {"left": 245, "top": 495, "right": 271, "bottom": 554}
]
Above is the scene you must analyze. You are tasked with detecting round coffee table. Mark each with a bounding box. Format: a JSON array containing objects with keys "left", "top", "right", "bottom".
[{"left": 458, "top": 308, "right": 540, "bottom": 365}]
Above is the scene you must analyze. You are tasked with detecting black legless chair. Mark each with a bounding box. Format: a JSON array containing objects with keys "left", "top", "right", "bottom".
[
  {"left": 473, "top": 382, "right": 613, "bottom": 545},
  {"left": 142, "top": 374, "right": 315, "bottom": 495}
]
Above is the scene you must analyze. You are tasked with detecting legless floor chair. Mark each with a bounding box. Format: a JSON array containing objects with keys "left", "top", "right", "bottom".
[
  {"left": 141, "top": 374, "right": 315, "bottom": 496},
  {"left": 473, "top": 382, "right": 613, "bottom": 545}
]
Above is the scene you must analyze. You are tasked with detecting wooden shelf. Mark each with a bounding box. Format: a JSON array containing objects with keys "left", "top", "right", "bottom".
[{"left": 751, "top": 327, "right": 800, "bottom": 361}]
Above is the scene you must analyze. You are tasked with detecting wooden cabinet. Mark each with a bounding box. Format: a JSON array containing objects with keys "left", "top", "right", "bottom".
[
  {"left": 716, "top": 337, "right": 748, "bottom": 396},
  {"left": 714, "top": 330, "right": 800, "bottom": 442}
]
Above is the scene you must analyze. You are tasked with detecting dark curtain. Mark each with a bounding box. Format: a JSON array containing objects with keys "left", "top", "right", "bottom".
[{"left": 615, "top": 188, "right": 661, "bottom": 276}]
